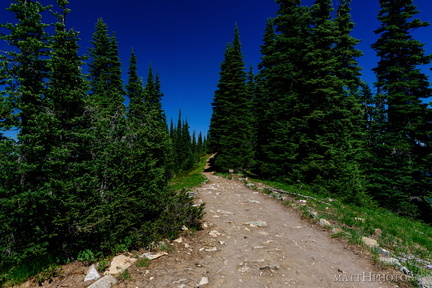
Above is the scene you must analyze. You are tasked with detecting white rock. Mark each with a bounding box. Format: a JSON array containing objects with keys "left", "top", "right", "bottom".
[
  {"left": 361, "top": 236, "right": 379, "bottom": 248},
  {"left": 209, "top": 230, "right": 222, "bottom": 237},
  {"left": 87, "top": 274, "right": 117, "bottom": 288},
  {"left": 205, "top": 247, "right": 218, "bottom": 252},
  {"left": 104, "top": 255, "right": 137, "bottom": 275},
  {"left": 319, "top": 218, "right": 331, "bottom": 227},
  {"left": 199, "top": 277, "right": 209, "bottom": 286},
  {"left": 418, "top": 276, "right": 432, "bottom": 288},
  {"left": 84, "top": 264, "right": 100, "bottom": 282},
  {"left": 245, "top": 221, "right": 267, "bottom": 227},
  {"left": 379, "top": 257, "right": 401, "bottom": 267},
  {"left": 217, "top": 209, "right": 233, "bottom": 214},
  {"left": 140, "top": 252, "right": 168, "bottom": 260},
  {"left": 173, "top": 237, "right": 183, "bottom": 243}
]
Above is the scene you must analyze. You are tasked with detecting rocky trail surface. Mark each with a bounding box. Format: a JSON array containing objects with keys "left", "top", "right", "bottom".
[{"left": 23, "top": 159, "right": 410, "bottom": 288}]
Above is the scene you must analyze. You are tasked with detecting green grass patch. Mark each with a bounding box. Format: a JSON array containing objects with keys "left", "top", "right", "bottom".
[{"left": 170, "top": 155, "right": 209, "bottom": 191}]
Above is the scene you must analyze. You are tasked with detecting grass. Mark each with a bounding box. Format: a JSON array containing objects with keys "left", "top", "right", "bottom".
[
  {"left": 170, "top": 155, "right": 209, "bottom": 191},
  {"left": 247, "top": 177, "right": 432, "bottom": 279}
]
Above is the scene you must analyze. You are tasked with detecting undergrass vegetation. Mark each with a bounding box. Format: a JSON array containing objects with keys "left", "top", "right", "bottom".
[
  {"left": 247, "top": 177, "right": 432, "bottom": 279},
  {"left": 170, "top": 155, "right": 209, "bottom": 191}
]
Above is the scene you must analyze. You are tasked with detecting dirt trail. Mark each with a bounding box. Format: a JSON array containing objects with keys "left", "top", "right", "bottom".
[{"left": 30, "top": 158, "right": 407, "bottom": 288}]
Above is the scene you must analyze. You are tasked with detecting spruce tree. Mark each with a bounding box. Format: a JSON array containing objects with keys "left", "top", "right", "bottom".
[
  {"left": 255, "top": 0, "right": 311, "bottom": 178},
  {"left": 297, "top": 0, "right": 367, "bottom": 202},
  {"left": 0, "top": 0, "right": 53, "bottom": 267},
  {"left": 334, "top": 0, "right": 363, "bottom": 93},
  {"left": 85, "top": 18, "right": 128, "bottom": 248},
  {"left": 370, "top": 0, "right": 432, "bottom": 216},
  {"left": 208, "top": 25, "right": 255, "bottom": 172}
]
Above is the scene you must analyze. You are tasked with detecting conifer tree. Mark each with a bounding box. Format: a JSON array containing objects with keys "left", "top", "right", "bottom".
[
  {"left": 43, "top": 0, "right": 92, "bottom": 253},
  {"left": 334, "top": 0, "right": 363, "bottom": 94},
  {"left": 0, "top": 0, "right": 57, "bottom": 266},
  {"left": 370, "top": 0, "right": 432, "bottom": 216},
  {"left": 255, "top": 0, "right": 311, "bottom": 178},
  {"left": 208, "top": 25, "right": 255, "bottom": 172},
  {"left": 297, "top": 0, "right": 367, "bottom": 202},
  {"left": 126, "top": 49, "right": 144, "bottom": 118}
]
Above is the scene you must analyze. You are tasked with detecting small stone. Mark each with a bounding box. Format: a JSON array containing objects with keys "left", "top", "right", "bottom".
[
  {"left": 140, "top": 252, "right": 168, "bottom": 260},
  {"left": 418, "top": 276, "right": 432, "bottom": 288},
  {"left": 173, "top": 237, "right": 183, "bottom": 243},
  {"left": 205, "top": 247, "right": 217, "bottom": 252},
  {"left": 217, "top": 209, "right": 233, "bottom": 214},
  {"left": 319, "top": 218, "right": 331, "bottom": 227},
  {"left": 188, "top": 192, "right": 196, "bottom": 198},
  {"left": 199, "top": 277, "right": 209, "bottom": 286},
  {"left": 209, "top": 230, "right": 222, "bottom": 237},
  {"left": 87, "top": 275, "right": 117, "bottom": 288},
  {"left": 400, "top": 266, "right": 413, "bottom": 276},
  {"left": 362, "top": 237, "right": 378, "bottom": 248},
  {"left": 245, "top": 221, "right": 267, "bottom": 227},
  {"left": 331, "top": 228, "right": 344, "bottom": 234},
  {"left": 260, "top": 265, "right": 280, "bottom": 270},
  {"left": 376, "top": 247, "right": 390, "bottom": 257},
  {"left": 311, "top": 212, "right": 318, "bottom": 219},
  {"left": 104, "top": 255, "right": 137, "bottom": 275},
  {"left": 379, "top": 257, "right": 401, "bottom": 267},
  {"left": 84, "top": 264, "right": 100, "bottom": 282},
  {"left": 181, "top": 225, "right": 189, "bottom": 231}
]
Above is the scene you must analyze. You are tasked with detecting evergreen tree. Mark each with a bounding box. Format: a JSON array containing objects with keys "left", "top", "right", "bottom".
[
  {"left": 43, "top": 0, "right": 92, "bottom": 254},
  {"left": 0, "top": 0, "right": 54, "bottom": 267},
  {"left": 208, "top": 25, "right": 255, "bottom": 172},
  {"left": 369, "top": 0, "right": 432, "bottom": 217},
  {"left": 254, "top": 0, "right": 311, "bottom": 178},
  {"left": 85, "top": 18, "right": 129, "bottom": 248},
  {"left": 334, "top": 0, "right": 363, "bottom": 94},
  {"left": 297, "top": 0, "right": 367, "bottom": 202},
  {"left": 126, "top": 49, "right": 144, "bottom": 118}
]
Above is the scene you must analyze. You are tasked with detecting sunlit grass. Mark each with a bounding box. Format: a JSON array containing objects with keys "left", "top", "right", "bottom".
[{"left": 170, "top": 155, "right": 209, "bottom": 191}]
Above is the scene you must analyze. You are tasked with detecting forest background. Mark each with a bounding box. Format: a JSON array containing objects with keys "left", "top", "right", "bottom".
[{"left": 1, "top": 0, "right": 432, "bottom": 286}]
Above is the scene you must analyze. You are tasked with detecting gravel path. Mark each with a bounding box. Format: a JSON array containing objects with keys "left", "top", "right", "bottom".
[{"left": 28, "top": 159, "right": 408, "bottom": 288}]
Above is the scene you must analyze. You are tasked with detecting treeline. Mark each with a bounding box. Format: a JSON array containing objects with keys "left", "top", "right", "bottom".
[
  {"left": 209, "top": 0, "right": 432, "bottom": 221},
  {"left": 0, "top": 0, "right": 205, "bottom": 277}
]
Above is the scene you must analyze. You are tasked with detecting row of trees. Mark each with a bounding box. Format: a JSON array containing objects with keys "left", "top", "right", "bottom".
[
  {"left": 209, "top": 0, "right": 432, "bottom": 221},
  {"left": 0, "top": 0, "right": 204, "bottom": 277}
]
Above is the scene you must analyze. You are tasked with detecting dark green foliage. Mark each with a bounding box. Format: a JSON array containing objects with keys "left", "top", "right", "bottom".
[
  {"left": 0, "top": 2, "right": 203, "bottom": 283},
  {"left": 208, "top": 25, "right": 255, "bottom": 172},
  {"left": 368, "top": 0, "right": 432, "bottom": 218},
  {"left": 170, "top": 111, "right": 195, "bottom": 172},
  {"left": 253, "top": 0, "right": 369, "bottom": 204}
]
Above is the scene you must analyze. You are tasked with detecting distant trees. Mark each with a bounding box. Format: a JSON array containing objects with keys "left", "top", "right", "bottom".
[{"left": 0, "top": 1, "right": 203, "bottom": 280}]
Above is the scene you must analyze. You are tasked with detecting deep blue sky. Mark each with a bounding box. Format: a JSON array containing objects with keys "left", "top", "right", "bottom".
[{"left": 1, "top": 0, "right": 432, "bottom": 137}]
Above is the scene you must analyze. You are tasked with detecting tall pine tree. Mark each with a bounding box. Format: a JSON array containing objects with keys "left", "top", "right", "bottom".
[
  {"left": 208, "top": 25, "right": 255, "bottom": 172},
  {"left": 369, "top": 0, "right": 432, "bottom": 217}
]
